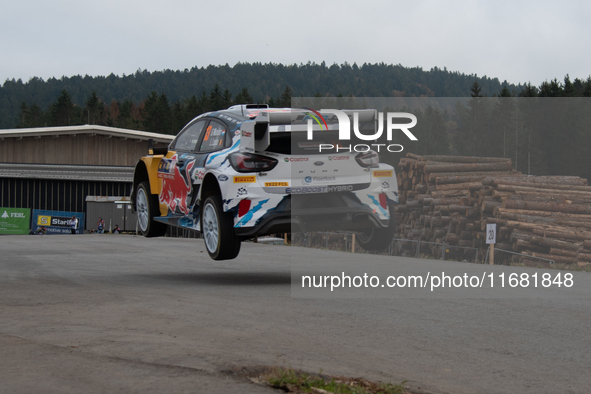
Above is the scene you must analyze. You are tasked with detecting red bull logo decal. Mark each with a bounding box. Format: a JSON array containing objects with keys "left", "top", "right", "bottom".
[{"left": 159, "top": 156, "right": 195, "bottom": 214}]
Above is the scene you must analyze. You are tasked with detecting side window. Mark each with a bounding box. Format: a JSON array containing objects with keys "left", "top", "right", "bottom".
[
  {"left": 199, "top": 120, "right": 228, "bottom": 152},
  {"left": 172, "top": 120, "right": 206, "bottom": 151}
]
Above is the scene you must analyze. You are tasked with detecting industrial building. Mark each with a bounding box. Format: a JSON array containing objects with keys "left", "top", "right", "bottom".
[{"left": 0, "top": 125, "right": 173, "bottom": 232}]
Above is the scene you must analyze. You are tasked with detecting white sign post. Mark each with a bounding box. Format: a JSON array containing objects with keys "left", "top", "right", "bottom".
[{"left": 486, "top": 223, "right": 496, "bottom": 265}]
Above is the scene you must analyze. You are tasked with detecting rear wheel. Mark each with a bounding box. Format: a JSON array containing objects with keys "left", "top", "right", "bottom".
[
  {"left": 201, "top": 195, "right": 241, "bottom": 260},
  {"left": 357, "top": 205, "right": 396, "bottom": 251},
  {"left": 136, "top": 181, "right": 167, "bottom": 237}
]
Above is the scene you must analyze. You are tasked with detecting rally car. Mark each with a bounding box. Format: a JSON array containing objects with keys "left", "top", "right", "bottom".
[{"left": 131, "top": 104, "right": 399, "bottom": 260}]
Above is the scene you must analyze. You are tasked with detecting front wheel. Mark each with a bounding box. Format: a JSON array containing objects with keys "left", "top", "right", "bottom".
[
  {"left": 136, "top": 181, "right": 167, "bottom": 237},
  {"left": 201, "top": 195, "right": 241, "bottom": 260}
]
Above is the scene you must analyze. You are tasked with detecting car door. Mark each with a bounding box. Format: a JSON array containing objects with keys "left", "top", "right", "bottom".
[
  {"left": 158, "top": 119, "right": 207, "bottom": 215},
  {"left": 188, "top": 119, "right": 231, "bottom": 205}
]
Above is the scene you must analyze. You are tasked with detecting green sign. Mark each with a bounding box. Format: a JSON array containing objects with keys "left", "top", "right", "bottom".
[{"left": 0, "top": 208, "right": 31, "bottom": 235}]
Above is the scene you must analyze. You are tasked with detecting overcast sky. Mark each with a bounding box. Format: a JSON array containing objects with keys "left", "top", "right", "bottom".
[{"left": 1, "top": 0, "right": 589, "bottom": 87}]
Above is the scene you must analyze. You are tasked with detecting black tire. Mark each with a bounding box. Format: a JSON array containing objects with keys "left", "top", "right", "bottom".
[
  {"left": 135, "top": 181, "right": 167, "bottom": 237},
  {"left": 357, "top": 205, "right": 396, "bottom": 251},
  {"left": 201, "top": 195, "right": 241, "bottom": 260}
]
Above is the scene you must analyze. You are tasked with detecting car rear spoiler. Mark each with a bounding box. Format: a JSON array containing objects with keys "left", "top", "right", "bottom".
[{"left": 239, "top": 109, "right": 378, "bottom": 152}]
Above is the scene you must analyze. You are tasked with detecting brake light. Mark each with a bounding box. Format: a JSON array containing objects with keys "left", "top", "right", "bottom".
[
  {"left": 355, "top": 151, "right": 379, "bottom": 168},
  {"left": 229, "top": 152, "right": 278, "bottom": 173}
]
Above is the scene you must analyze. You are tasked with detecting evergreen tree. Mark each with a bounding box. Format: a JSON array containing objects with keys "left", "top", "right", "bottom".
[
  {"left": 455, "top": 81, "right": 488, "bottom": 156},
  {"left": 49, "top": 89, "right": 81, "bottom": 126},
  {"left": 583, "top": 77, "right": 591, "bottom": 97},
  {"left": 562, "top": 75, "right": 575, "bottom": 97},
  {"left": 142, "top": 92, "right": 172, "bottom": 134},
  {"left": 539, "top": 79, "right": 562, "bottom": 97},
  {"left": 278, "top": 86, "right": 293, "bottom": 107},
  {"left": 184, "top": 95, "right": 201, "bottom": 122},
  {"left": 198, "top": 90, "right": 210, "bottom": 113},
  {"left": 17, "top": 102, "right": 28, "bottom": 128},
  {"left": 222, "top": 89, "right": 232, "bottom": 108},
  {"left": 209, "top": 84, "right": 223, "bottom": 111},
  {"left": 234, "top": 87, "right": 254, "bottom": 104},
  {"left": 85, "top": 90, "right": 100, "bottom": 124},
  {"left": 27, "top": 104, "right": 45, "bottom": 127},
  {"left": 171, "top": 100, "right": 185, "bottom": 133},
  {"left": 518, "top": 83, "right": 538, "bottom": 97},
  {"left": 414, "top": 106, "right": 450, "bottom": 155},
  {"left": 118, "top": 99, "right": 140, "bottom": 130},
  {"left": 107, "top": 99, "right": 120, "bottom": 126},
  {"left": 492, "top": 88, "right": 517, "bottom": 159}
]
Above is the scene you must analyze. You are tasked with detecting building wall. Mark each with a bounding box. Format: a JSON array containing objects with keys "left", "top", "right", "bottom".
[
  {"left": 0, "top": 135, "right": 155, "bottom": 166},
  {"left": 0, "top": 177, "right": 132, "bottom": 215}
]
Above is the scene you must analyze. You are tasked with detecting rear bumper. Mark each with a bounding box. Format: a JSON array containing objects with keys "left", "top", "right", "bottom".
[{"left": 234, "top": 193, "right": 394, "bottom": 237}]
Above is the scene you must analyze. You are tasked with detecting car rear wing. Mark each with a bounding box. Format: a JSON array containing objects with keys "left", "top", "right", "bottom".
[{"left": 239, "top": 109, "right": 378, "bottom": 152}]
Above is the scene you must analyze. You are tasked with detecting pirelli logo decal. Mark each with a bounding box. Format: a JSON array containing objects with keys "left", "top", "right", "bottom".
[
  {"left": 373, "top": 170, "right": 393, "bottom": 177},
  {"left": 233, "top": 176, "right": 256, "bottom": 183},
  {"left": 264, "top": 182, "right": 289, "bottom": 187}
]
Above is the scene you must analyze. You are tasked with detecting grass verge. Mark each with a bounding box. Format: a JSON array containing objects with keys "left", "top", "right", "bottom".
[{"left": 252, "top": 366, "right": 408, "bottom": 394}]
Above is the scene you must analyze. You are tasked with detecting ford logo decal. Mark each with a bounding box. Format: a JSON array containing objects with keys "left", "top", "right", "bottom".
[{"left": 314, "top": 161, "right": 324, "bottom": 166}]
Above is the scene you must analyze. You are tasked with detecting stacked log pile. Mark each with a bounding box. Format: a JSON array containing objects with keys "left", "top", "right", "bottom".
[
  {"left": 480, "top": 176, "right": 591, "bottom": 264},
  {"left": 395, "top": 153, "right": 591, "bottom": 265},
  {"left": 395, "top": 154, "right": 519, "bottom": 260}
]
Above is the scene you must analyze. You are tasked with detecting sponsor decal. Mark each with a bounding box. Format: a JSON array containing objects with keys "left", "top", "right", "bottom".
[
  {"left": 159, "top": 155, "right": 195, "bottom": 215},
  {"left": 328, "top": 155, "right": 350, "bottom": 161},
  {"left": 241, "top": 130, "right": 252, "bottom": 137},
  {"left": 286, "top": 186, "right": 327, "bottom": 194},
  {"left": 302, "top": 176, "right": 336, "bottom": 185},
  {"left": 381, "top": 181, "right": 390, "bottom": 189},
  {"left": 373, "top": 170, "right": 393, "bottom": 177},
  {"left": 30, "top": 210, "right": 84, "bottom": 235},
  {"left": 218, "top": 175, "right": 229, "bottom": 181},
  {"left": 194, "top": 169, "right": 206, "bottom": 181},
  {"left": 203, "top": 125, "right": 212, "bottom": 141},
  {"left": 157, "top": 159, "right": 176, "bottom": 179},
  {"left": 36, "top": 214, "right": 81, "bottom": 228},
  {"left": 313, "top": 176, "right": 336, "bottom": 182},
  {"left": 283, "top": 157, "right": 309, "bottom": 162},
  {"left": 37, "top": 215, "right": 51, "bottom": 225},
  {"left": 233, "top": 176, "right": 256, "bottom": 183},
  {"left": 327, "top": 185, "right": 354, "bottom": 192},
  {"left": 236, "top": 187, "right": 248, "bottom": 197},
  {"left": 157, "top": 159, "right": 175, "bottom": 176},
  {"left": 5, "top": 211, "right": 25, "bottom": 218},
  {"left": 264, "top": 182, "right": 289, "bottom": 187},
  {"left": 0, "top": 207, "right": 30, "bottom": 235}
]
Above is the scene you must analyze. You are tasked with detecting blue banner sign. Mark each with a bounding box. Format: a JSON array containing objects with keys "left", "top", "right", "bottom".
[{"left": 31, "top": 210, "right": 85, "bottom": 235}]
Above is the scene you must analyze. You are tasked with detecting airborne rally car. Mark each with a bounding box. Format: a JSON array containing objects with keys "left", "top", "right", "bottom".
[{"left": 131, "top": 105, "right": 399, "bottom": 260}]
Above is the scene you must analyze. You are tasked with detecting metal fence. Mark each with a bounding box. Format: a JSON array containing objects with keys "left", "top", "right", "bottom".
[
  {"left": 290, "top": 233, "right": 482, "bottom": 262},
  {"left": 290, "top": 232, "right": 556, "bottom": 266},
  {"left": 485, "top": 248, "right": 555, "bottom": 266},
  {"left": 389, "top": 238, "right": 480, "bottom": 263}
]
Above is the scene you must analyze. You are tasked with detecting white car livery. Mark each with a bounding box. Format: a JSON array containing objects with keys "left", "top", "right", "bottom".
[{"left": 131, "top": 104, "right": 398, "bottom": 260}]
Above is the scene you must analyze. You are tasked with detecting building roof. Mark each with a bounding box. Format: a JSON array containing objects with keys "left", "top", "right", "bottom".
[
  {"left": 0, "top": 163, "right": 134, "bottom": 182},
  {"left": 0, "top": 125, "right": 175, "bottom": 143}
]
